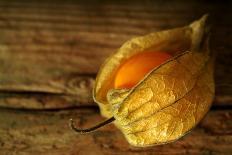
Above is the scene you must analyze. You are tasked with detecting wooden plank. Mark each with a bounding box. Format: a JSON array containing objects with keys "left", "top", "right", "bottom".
[
  {"left": 0, "top": 108, "right": 231, "bottom": 154},
  {"left": 0, "top": 1, "right": 231, "bottom": 108},
  {"left": 0, "top": 1, "right": 231, "bottom": 155},
  {"left": 0, "top": 76, "right": 95, "bottom": 109}
]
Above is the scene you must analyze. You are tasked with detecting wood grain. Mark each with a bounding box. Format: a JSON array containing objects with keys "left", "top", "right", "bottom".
[
  {"left": 0, "top": 0, "right": 231, "bottom": 109},
  {"left": 0, "top": 108, "right": 231, "bottom": 155},
  {"left": 0, "top": 1, "right": 231, "bottom": 154}
]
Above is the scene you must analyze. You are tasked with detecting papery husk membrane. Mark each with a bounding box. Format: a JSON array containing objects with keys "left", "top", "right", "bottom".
[{"left": 94, "top": 15, "right": 214, "bottom": 146}]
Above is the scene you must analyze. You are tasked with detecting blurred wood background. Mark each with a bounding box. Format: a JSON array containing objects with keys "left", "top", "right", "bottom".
[{"left": 0, "top": 0, "right": 231, "bottom": 154}]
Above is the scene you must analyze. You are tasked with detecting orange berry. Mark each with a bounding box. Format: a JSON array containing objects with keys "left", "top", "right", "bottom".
[{"left": 114, "top": 51, "right": 172, "bottom": 89}]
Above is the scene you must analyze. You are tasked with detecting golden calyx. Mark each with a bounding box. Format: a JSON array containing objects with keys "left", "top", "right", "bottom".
[{"left": 70, "top": 15, "right": 215, "bottom": 147}]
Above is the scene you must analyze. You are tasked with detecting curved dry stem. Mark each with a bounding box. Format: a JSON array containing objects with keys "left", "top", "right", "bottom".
[{"left": 69, "top": 117, "right": 115, "bottom": 134}]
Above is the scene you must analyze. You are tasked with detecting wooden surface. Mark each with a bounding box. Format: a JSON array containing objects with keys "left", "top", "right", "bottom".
[
  {"left": 0, "top": 108, "right": 231, "bottom": 155},
  {"left": 0, "top": 0, "right": 231, "bottom": 154}
]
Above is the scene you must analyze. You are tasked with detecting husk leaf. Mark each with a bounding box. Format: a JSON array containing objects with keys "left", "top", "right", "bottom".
[{"left": 93, "top": 15, "right": 214, "bottom": 146}]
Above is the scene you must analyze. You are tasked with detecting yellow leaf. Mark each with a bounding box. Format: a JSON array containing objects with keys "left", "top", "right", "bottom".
[
  {"left": 111, "top": 51, "right": 214, "bottom": 146},
  {"left": 71, "top": 15, "right": 215, "bottom": 147}
]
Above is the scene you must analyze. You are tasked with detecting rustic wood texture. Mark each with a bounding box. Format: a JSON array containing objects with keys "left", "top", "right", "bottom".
[
  {"left": 0, "top": 0, "right": 231, "bottom": 154},
  {"left": 0, "top": 108, "right": 231, "bottom": 155},
  {"left": 0, "top": 0, "right": 231, "bottom": 108}
]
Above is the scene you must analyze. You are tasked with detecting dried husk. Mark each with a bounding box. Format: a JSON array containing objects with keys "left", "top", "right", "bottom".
[{"left": 93, "top": 15, "right": 215, "bottom": 146}]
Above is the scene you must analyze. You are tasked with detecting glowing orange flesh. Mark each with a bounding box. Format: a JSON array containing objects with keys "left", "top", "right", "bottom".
[{"left": 114, "top": 51, "right": 172, "bottom": 89}]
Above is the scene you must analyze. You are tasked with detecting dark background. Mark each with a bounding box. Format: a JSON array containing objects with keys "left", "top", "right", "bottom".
[{"left": 0, "top": 0, "right": 231, "bottom": 154}]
